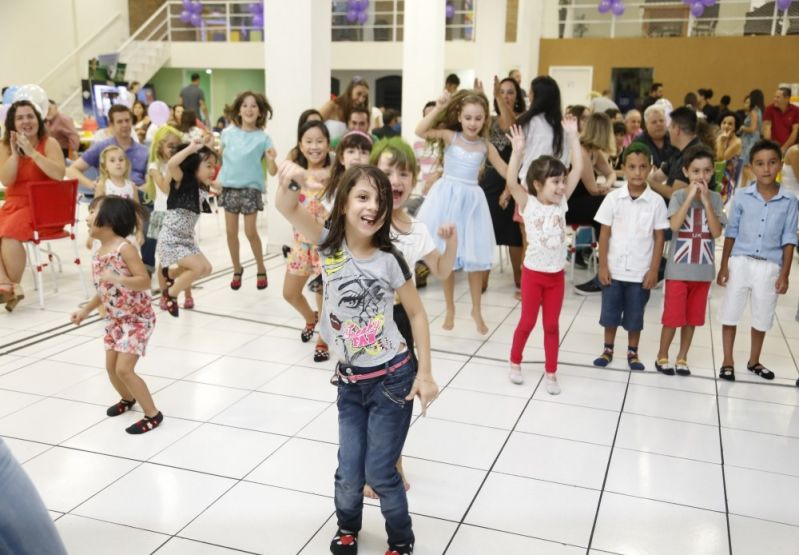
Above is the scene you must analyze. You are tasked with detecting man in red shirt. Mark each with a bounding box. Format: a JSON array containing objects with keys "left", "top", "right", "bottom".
[
  {"left": 45, "top": 100, "right": 80, "bottom": 159},
  {"left": 764, "top": 87, "right": 799, "bottom": 154}
]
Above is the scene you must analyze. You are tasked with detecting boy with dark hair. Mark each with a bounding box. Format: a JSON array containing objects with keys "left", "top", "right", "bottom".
[
  {"left": 444, "top": 73, "right": 460, "bottom": 93},
  {"left": 717, "top": 139, "right": 798, "bottom": 381},
  {"left": 655, "top": 145, "right": 725, "bottom": 376},
  {"left": 593, "top": 142, "right": 669, "bottom": 370}
]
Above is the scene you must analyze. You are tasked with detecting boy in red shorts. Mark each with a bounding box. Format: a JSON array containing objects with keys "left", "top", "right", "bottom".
[{"left": 655, "top": 145, "right": 725, "bottom": 375}]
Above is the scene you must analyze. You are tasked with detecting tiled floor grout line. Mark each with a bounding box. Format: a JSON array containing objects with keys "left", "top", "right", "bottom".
[
  {"left": 709, "top": 309, "right": 734, "bottom": 555},
  {"left": 585, "top": 368, "right": 633, "bottom": 552}
]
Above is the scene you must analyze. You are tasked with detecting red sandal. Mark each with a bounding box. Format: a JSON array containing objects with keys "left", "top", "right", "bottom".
[
  {"left": 161, "top": 290, "right": 179, "bottom": 317},
  {"left": 230, "top": 268, "right": 244, "bottom": 290},
  {"left": 256, "top": 272, "right": 268, "bottom": 290}
]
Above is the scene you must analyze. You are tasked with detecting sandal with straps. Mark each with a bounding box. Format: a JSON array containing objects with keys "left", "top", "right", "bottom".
[
  {"left": 106, "top": 398, "right": 136, "bottom": 417},
  {"left": 161, "top": 290, "right": 179, "bottom": 318},
  {"left": 627, "top": 351, "right": 645, "bottom": 371},
  {"left": 125, "top": 412, "right": 164, "bottom": 435},
  {"left": 230, "top": 268, "right": 244, "bottom": 290},
  {"left": 314, "top": 342, "right": 330, "bottom": 363},
  {"left": 593, "top": 348, "right": 613, "bottom": 367},
  {"left": 256, "top": 272, "right": 268, "bottom": 290},
  {"left": 301, "top": 312, "right": 318, "bottom": 343},
  {"left": 4, "top": 284, "right": 24, "bottom": 313},
  {"left": 719, "top": 365, "right": 736, "bottom": 381},
  {"left": 747, "top": 361, "right": 775, "bottom": 380}
]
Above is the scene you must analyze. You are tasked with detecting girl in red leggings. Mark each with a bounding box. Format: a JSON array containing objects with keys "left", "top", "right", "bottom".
[{"left": 504, "top": 119, "right": 582, "bottom": 393}]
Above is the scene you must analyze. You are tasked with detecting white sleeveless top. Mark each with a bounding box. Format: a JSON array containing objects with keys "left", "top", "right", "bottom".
[{"left": 104, "top": 179, "right": 137, "bottom": 200}]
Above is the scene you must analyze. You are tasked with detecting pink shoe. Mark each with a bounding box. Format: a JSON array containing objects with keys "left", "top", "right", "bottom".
[
  {"left": 183, "top": 297, "right": 195, "bottom": 310},
  {"left": 159, "top": 296, "right": 169, "bottom": 311}
]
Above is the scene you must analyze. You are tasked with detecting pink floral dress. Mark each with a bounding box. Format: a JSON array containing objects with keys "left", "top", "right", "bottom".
[
  {"left": 92, "top": 243, "right": 156, "bottom": 356},
  {"left": 286, "top": 175, "right": 329, "bottom": 277}
]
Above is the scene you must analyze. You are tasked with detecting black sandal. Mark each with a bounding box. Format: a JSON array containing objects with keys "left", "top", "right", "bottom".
[
  {"left": 719, "top": 366, "right": 735, "bottom": 381},
  {"left": 301, "top": 312, "right": 318, "bottom": 343},
  {"left": 314, "top": 343, "right": 330, "bottom": 362},
  {"left": 747, "top": 362, "right": 775, "bottom": 380}
]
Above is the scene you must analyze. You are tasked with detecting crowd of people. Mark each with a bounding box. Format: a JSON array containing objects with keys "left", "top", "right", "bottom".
[{"left": 1, "top": 70, "right": 799, "bottom": 555}]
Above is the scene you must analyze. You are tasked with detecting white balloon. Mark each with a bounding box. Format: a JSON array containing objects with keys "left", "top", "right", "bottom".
[{"left": 13, "top": 84, "right": 49, "bottom": 119}]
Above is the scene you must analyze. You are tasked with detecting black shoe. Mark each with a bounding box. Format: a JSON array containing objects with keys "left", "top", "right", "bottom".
[
  {"left": 330, "top": 529, "right": 358, "bottom": 555},
  {"left": 125, "top": 412, "right": 163, "bottom": 434},
  {"left": 282, "top": 245, "right": 291, "bottom": 258},
  {"left": 106, "top": 398, "right": 136, "bottom": 416},
  {"left": 574, "top": 278, "right": 602, "bottom": 295},
  {"left": 386, "top": 543, "right": 414, "bottom": 555},
  {"left": 654, "top": 359, "right": 675, "bottom": 376}
]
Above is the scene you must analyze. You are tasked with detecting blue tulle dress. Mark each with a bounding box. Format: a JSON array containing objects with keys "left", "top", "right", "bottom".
[{"left": 418, "top": 133, "right": 497, "bottom": 271}]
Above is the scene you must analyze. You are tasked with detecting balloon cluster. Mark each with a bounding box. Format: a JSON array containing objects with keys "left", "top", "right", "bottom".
[
  {"left": 180, "top": 0, "right": 204, "bottom": 27},
  {"left": 0, "top": 84, "right": 49, "bottom": 121},
  {"left": 597, "top": 0, "right": 625, "bottom": 16},
  {"left": 446, "top": 3, "right": 455, "bottom": 19},
  {"left": 345, "top": 0, "right": 369, "bottom": 24},
  {"left": 776, "top": 0, "right": 794, "bottom": 11},
  {"left": 249, "top": 1, "right": 264, "bottom": 28},
  {"left": 147, "top": 101, "right": 170, "bottom": 126},
  {"left": 682, "top": 0, "right": 716, "bottom": 17}
]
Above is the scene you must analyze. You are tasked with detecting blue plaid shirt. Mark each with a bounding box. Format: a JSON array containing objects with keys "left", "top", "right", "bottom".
[{"left": 726, "top": 184, "right": 798, "bottom": 266}]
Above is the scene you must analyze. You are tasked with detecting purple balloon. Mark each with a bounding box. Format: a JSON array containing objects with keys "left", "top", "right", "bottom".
[
  {"left": 252, "top": 13, "right": 263, "bottom": 27},
  {"left": 777, "top": 0, "right": 792, "bottom": 10},
  {"left": 690, "top": 2, "right": 705, "bottom": 16},
  {"left": 180, "top": 9, "right": 191, "bottom": 23},
  {"left": 190, "top": 12, "right": 201, "bottom": 26},
  {"left": 701, "top": 0, "right": 715, "bottom": 6},
  {"left": 446, "top": 3, "right": 455, "bottom": 18},
  {"left": 346, "top": 8, "right": 358, "bottom": 23},
  {"left": 357, "top": 10, "right": 368, "bottom": 24},
  {"left": 611, "top": 2, "right": 625, "bottom": 15},
  {"left": 182, "top": 0, "right": 191, "bottom": 7},
  {"left": 598, "top": 0, "right": 612, "bottom": 13},
  {"left": 148, "top": 101, "right": 170, "bottom": 126}
]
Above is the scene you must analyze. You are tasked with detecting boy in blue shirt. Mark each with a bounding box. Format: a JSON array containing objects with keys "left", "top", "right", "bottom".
[{"left": 717, "top": 140, "right": 798, "bottom": 381}]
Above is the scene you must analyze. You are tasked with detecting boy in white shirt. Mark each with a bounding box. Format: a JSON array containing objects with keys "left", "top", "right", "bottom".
[{"left": 593, "top": 143, "right": 669, "bottom": 370}]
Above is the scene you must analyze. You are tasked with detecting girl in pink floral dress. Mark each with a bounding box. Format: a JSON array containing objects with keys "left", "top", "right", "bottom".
[{"left": 70, "top": 196, "right": 163, "bottom": 435}]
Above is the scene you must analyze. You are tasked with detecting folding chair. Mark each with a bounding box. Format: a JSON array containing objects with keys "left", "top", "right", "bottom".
[{"left": 24, "top": 179, "right": 90, "bottom": 309}]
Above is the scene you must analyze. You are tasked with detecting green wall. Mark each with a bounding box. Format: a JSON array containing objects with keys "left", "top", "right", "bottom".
[{"left": 149, "top": 68, "right": 265, "bottom": 124}]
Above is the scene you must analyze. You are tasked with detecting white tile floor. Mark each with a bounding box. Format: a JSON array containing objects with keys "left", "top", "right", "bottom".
[{"left": 2, "top": 208, "right": 799, "bottom": 554}]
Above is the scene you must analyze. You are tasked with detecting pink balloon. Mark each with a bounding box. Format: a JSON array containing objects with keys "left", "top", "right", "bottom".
[{"left": 148, "top": 101, "right": 170, "bottom": 126}]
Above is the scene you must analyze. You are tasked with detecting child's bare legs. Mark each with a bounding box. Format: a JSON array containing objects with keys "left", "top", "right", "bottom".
[
  {"left": 243, "top": 213, "right": 266, "bottom": 275},
  {"left": 105, "top": 351, "right": 133, "bottom": 401},
  {"left": 225, "top": 211, "right": 243, "bottom": 274},
  {"left": 627, "top": 330, "right": 641, "bottom": 350},
  {"left": 676, "top": 326, "right": 696, "bottom": 361},
  {"left": 283, "top": 273, "right": 315, "bottom": 323},
  {"left": 167, "top": 254, "right": 212, "bottom": 297},
  {"left": 162, "top": 266, "right": 193, "bottom": 301},
  {"left": 721, "top": 324, "right": 737, "bottom": 367},
  {"left": 657, "top": 326, "right": 676, "bottom": 361},
  {"left": 114, "top": 352, "right": 158, "bottom": 417},
  {"left": 363, "top": 457, "right": 409, "bottom": 499},
  {"left": 0, "top": 238, "right": 26, "bottom": 284},
  {"left": 748, "top": 328, "right": 766, "bottom": 366},
  {"left": 442, "top": 273, "right": 455, "bottom": 330},
  {"left": 468, "top": 271, "right": 488, "bottom": 334}
]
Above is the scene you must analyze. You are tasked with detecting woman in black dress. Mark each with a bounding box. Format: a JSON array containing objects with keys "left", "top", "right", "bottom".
[{"left": 480, "top": 77, "right": 526, "bottom": 290}]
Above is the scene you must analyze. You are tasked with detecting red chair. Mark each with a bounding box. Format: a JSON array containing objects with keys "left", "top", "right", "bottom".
[{"left": 24, "top": 179, "right": 90, "bottom": 309}]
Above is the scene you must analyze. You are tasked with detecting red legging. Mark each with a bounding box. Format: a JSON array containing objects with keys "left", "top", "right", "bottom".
[{"left": 510, "top": 267, "right": 565, "bottom": 372}]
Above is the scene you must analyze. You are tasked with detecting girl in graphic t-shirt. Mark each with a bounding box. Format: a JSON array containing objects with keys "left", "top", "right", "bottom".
[
  {"left": 277, "top": 163, "right": 437, "bottom": 555},
  {"left": 504, "top": 117, "right": 582, "bottom": 394}
]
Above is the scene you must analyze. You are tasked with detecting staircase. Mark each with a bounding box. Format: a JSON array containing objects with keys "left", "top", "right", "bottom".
[{"left": 43, "top": 3, "right": 172, "bottom": 122}]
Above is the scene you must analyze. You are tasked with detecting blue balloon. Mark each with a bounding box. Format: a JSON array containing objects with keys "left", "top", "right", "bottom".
[{"left": 2, "top": 86, "right": 18, "bottom": 106}]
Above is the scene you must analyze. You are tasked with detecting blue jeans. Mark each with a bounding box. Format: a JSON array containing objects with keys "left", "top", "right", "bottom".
[
  {"left": 334, "top": 352, "right": 415, "bottom": 546},
  {"left": 0, "top": 438, "right": 68, "bottom": 555},
  {"left": 600, "top": 279, "right": 650, "bottom": 332}
]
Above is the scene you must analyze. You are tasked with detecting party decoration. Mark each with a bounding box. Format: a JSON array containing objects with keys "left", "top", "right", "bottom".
[
  {"left": 611, "top": 1, "right": 625, "bottom": 16},
  {"left": 777, "top": 0, "right": 793, "bottom": 11},
  {"left": 2, "top": 86, "right": 18, "bottom": 106},
  {"left": 180, "top": 10, "right": 191, "bottom": 23},
  {"left": 446, "top": 3, "right": 455, "bottom": 19},
  {"left": 0, "top": 105, "right": 9, "bottom": 122},
  {"left": 148, "top": 101, "right": 170, "bottom": 126},
  {"left": 690, "top": 2, "right": 705, "bottom": 16},
  {"left": 598, "top": 0, "right": 612, "bottom": 14},
  {"left": 12, "top": 84, "right": 49, "bottom": 118},
  {"left": 345, "top": 0, "right": 369, "bottom": 25},
  {"left": 248, "top": 1, "right": 264, "bottom": 28}
]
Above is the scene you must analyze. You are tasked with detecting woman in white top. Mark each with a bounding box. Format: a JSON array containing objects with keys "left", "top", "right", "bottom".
[{"left": 781, "top": 144, "right": 799, "bottom": 201}]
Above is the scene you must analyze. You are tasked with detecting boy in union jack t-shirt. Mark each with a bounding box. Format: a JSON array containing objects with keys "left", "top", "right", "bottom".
[{"left": 655, "top": 145, "right": 725, "bottom": 376}]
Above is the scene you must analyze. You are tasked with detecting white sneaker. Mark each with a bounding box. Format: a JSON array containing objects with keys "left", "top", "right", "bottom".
[
  {"left": 545, "top": 373, "right": 561, "bottom": 395},
  {"left": 509, "top": 362, "right": 524, "bottom": 385}
]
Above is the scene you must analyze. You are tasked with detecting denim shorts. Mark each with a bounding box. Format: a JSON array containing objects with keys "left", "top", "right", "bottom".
[{"left": 599, "top": 279, "right": 651, "bottom": 332}]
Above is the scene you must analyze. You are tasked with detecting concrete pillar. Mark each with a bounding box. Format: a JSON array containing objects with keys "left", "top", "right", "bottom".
[
  {"left": 264, "top": 0, "right": 330, "bottom": 245},
  {"left": 474, "top": 0, "right": 507, "bottom": 107},
  {"left": 401, "top": 0, "right": 445, "bottom": 146},
  {"left": 515, "top": 0, "right": 550, "bottom": 91}
]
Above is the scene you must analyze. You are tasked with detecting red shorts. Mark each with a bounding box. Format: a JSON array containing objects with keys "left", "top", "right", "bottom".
[{"left": 661, "top": 279, "right": 711, "bottom": 328}]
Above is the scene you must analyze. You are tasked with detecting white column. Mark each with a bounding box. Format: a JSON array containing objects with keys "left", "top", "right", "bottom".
[
  {"left": 264, "top": 0, "right": 330, "bottom": 246},
  {"left": 401, "top": 0, "right": 445, "bottom": 146},
  {"left": 515, "top": 0, "right": 547, "bottom": 91},
  {"left": 473, "top": 0, "right": 506, "bottom": 107}
]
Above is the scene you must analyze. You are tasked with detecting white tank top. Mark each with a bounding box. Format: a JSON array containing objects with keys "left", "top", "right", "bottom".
[{"left": 104, "top": 179, "right": 137, "bottom": 199}]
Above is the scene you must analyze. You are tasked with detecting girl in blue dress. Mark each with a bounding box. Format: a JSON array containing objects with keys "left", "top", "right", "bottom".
[{"left": 416, "top": 89, "right": 508, "bottom": 334}]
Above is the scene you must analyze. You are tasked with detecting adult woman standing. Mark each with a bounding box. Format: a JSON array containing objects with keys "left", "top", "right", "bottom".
[
  {"left": 481, "top": 76, "right": 526, "bottom": 290},
  {"left": 0, "top": 100, "right": 66, "bottom": 311},
  {"left": 740, "top": 90, "right": 764, "bottom": 167},
  {"left": 319, "top": 78, "right": 369, "bottom": 143}
]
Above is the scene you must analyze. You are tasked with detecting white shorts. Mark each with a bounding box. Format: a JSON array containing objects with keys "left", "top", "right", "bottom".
[{"left": 718, "top": 256, "right": 780, "bottom": 331}]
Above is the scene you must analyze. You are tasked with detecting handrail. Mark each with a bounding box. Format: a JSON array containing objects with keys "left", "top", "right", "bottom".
[
  {"left": 37, "top": 12, "right": 121, "bottom": 85},
  {"left": 117, "top": 2, "right": 170, "bottom": 53}
]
